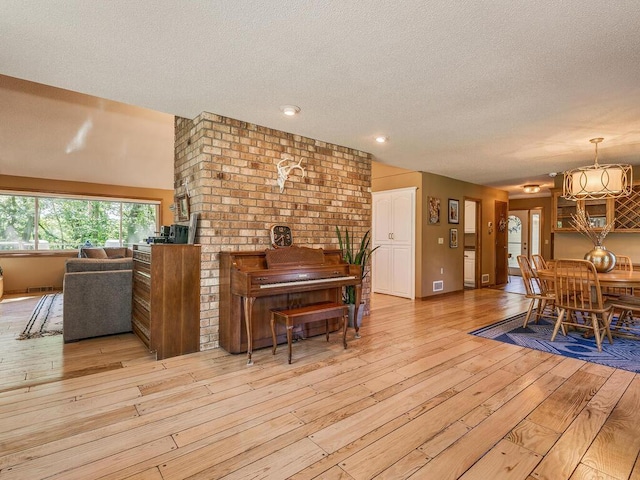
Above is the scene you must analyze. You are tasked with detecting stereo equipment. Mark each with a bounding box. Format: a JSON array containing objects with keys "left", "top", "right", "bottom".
[
  {"left": 169, "top": 224, "right": 189, "bottom": 244},
  {"left": 146, "top": 224, "right": 189, "bottom": 244}
]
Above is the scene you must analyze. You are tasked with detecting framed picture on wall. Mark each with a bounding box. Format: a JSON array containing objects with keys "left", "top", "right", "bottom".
[
  {"left": 428, "top": 196, "right": 440, "bottom": 224},
  {"left": 176, "top": 194, "right": 190, "bottom": 221},
  {"left": 448, "top": 198, "right": 459, "bottom": 224},
  {"left": 450, "top": 228, "right": 458, "bottom": 248}
]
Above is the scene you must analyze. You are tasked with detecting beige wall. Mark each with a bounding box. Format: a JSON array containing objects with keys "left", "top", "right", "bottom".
[
  {"left": 372, "top": 161, "right": 509, "bottom": 298},
  {"left": 0, "top": 174, "right": 174, "bottom": 293},
  {"left": 420, "top": 172, "right": 508, "bottom": 297},
  {"left": 175, "top": 112, "right": 373, "bottom": 350},
  {"left": 554, "top": 232, "right": 640, "bottom": 264}
]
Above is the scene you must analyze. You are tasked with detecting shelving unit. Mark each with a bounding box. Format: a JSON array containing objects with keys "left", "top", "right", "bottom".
[
  {"left": 614, "top": 185, "right": 640, "bottom": 232},
  {"left": 552, "top": 186, "right": 640, "bottom": 233}
]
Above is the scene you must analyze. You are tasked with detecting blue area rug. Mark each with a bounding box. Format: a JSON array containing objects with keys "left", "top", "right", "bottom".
[{"left": 469, "top": 313, "right": 640, "bottom": 373}]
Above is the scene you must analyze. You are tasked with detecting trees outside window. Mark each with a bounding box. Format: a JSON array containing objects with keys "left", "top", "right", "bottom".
[{"left": 0, "top": 194, "right": 158, "bottom": 251}]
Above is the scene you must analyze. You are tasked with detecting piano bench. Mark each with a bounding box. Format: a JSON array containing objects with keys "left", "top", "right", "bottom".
[{"left": 270, "top": 301, "right": 349, "bottom": 364}]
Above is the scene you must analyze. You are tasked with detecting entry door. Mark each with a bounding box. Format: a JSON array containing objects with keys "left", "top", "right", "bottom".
[
  {"left": 508, "top": 208, "right": 543, "bottom": 276},
  {"left": 508, "top": 210, "right": 529, "bottom": 276}
]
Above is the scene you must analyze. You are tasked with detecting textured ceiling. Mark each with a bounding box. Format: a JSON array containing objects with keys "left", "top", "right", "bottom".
[{"left": 2, "top": 1, "right": 640, "bottom": 195}]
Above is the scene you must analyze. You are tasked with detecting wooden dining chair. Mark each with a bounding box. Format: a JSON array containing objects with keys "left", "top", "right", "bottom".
[
  {"left": 517, "top": 255, "right": 556, "bottom": 328},
  {"left": 605, "top": 254, "right": 637, "bottom": 335},
  {"left": 602, "top": 254, "right": 633, "bottom": 295},
  {"left": 531, "top": 254, "right": 548, "bottom": 271},
  {"left": 609, "top": 294, "right": 640, "bottom": 338},
  {"left": 531, "top": 254, "right": 555, "bottom": 291},
  {"left": 551, "top": 259, "right": 614, "bottom": 352}
]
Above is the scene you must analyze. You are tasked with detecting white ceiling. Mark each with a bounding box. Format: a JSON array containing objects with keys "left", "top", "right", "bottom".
[{"left": 2, "top": 1, "right": 640, "bottom": 196}]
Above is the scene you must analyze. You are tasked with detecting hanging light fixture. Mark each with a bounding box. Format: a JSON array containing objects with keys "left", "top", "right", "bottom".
[{"left": 563, "top": 138, "right": 633, "bottom": 200}]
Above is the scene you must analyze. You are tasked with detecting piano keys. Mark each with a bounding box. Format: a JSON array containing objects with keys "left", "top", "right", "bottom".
[{"left": 219, "top": 247, "right": 362, "bottom": 364}]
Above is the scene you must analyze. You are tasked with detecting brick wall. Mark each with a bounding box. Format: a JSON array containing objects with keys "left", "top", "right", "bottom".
[{"left": 174, "top": 112, "right": 372, "bottom": 350}]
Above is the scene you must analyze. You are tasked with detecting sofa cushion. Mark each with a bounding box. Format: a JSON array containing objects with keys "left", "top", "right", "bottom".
[
  {"left": 80, "top": 246, "right": 133, "bottom": 258},
  {"left": 82, "top": 248, "right": 108, "bottom": 259},
  {"left": 104, "top": 247, "right": 132, "bottom": 258},
  {"left": 66, "top": 258, "right": 133, "bottom": 272}
]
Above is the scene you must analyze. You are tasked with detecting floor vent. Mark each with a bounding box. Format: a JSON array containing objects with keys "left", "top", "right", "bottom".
[
  {"left": 27, "top": 286, "right": 54, "bottom": 293},
  {"left": 433, "top": 280, "right": 444, "bottom": 292},
  {"left": 481, "top": 274, "right": 490, "bottom": 284}
]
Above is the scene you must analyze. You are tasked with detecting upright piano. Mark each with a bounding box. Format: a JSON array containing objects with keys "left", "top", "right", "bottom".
[{"left": 219, "top": 246, "right": 362, "bottom": 363}]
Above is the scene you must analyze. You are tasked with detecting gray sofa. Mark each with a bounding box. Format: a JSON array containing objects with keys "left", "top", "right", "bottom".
[{"left": 63, "top": 247, "right": 134, "bottom": 342}]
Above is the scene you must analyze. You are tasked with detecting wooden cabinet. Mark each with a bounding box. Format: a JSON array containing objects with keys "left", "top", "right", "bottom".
[
  {"left": 132, "top": 244, "right": 201, "bottom": 360},
  {"left": 372, "top": 188, "right": 416, "bottom": 299},
  {"left": 614, "top": 185, "right": 640, "bottom": 232},
  {"left": 552, "top": 190, "right": 613, "bottom": 232},
  {"left": 552, "top": 186, "right": 640, "bottom": 233}
]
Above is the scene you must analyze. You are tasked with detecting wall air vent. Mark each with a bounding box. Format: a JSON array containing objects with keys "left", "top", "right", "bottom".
[
  {"left": 27, "top": 286, "right": 54, "bottom": 293},
  {"left": 433, "top": 280, "right": 444, "bottom": 292},
  {"left": 481, "top": 274, "right": 490, "bottom": 284}
]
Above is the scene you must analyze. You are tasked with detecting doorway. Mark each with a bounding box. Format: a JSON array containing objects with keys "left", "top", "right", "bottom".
[
  {"left": 464, "top": 199, "right": 480, "bottom": 289},
  {"left": 508, "top": 208, "right": 542, "bottom": 276}
]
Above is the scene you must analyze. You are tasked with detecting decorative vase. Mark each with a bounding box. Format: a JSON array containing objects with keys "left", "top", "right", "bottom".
[
  {"left": 584, "top": 245, "right": 616, "bottom": 273},
  {"left": 347, "top": 303, "right": 365, "bottom": 329}
]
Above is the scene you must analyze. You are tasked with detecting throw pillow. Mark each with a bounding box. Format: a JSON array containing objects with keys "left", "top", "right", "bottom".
[{"left": 83, "top": 248, "right": 108, "bottom": 259}]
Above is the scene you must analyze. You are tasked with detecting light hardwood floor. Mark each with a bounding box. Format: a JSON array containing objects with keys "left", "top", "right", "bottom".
[{"left": 1, "top": 288, "right": 640, "bottom": 479}]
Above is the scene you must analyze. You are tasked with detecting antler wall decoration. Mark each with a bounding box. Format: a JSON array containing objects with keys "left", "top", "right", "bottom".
[{"left": 276, "top": 154, "right": 306, "bottom": 193}]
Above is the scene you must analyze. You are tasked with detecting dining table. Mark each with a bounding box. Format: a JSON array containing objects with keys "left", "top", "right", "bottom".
[{"left": 536, "top": 268, "right": 640, "bottom": 289}]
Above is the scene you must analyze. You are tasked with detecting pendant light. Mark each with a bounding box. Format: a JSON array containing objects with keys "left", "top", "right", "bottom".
[{"left": 563, "top": 138, "right": 632, "bottom": 200}]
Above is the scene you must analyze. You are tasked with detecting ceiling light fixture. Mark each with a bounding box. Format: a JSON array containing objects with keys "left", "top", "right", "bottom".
[
  {"left": 375, "top": 136, "right": 388, "bottom": 143},
  {"left": 280, "top": 105, "right": 300, "bottom": 116},
  {"left": 523, "top": 185, "right": 541, "bottom": 194},
  {"left": 563, "top": 138, "right": 633, "bottom": 200}
]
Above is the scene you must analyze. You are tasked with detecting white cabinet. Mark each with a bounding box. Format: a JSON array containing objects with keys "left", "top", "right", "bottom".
[
  {"left": 464, "top": 201, "right": 476, "bottom": 233},
  {"left": 372, "top": 188, "right": 416, "bottom": 299},
  {"left": 464, "top": 250, "right": 476, "bottom": 287}
]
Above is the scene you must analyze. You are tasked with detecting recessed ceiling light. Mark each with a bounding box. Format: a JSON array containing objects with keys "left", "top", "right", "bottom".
[
  {"left": 280, "top": 105, "right": 300, "bottom": 116},
  {"left": 375, "top": 136, "right": 388, "bottom": 143}
]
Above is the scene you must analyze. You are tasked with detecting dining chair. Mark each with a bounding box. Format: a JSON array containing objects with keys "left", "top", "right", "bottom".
[
  {"left": 606, "top": 254, "right": 638, "bottom": 336},
  {"left": 609, "top": 294, "right": 640, "bottom": 338},
  {"left": 602, "top": 254, "right": 634, "bottom": 299},
  {"left": 517, "top": 255, "right": 556, "bottom": 328},
  {"left": 551, "top": 259, "right": 614, "bottom": 352},
  {"left": 531, "top": 254, "right": 548, "bottom": 271},
  {"left": 531, "top": 254, "right": 555, "bottom": 291}
]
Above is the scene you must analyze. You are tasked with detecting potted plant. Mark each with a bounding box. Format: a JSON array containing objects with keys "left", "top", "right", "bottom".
[{"left": 336, "top": 226, "right": 378, "bottom": 328}]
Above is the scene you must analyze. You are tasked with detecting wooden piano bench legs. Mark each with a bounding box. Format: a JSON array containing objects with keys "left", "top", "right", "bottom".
[{"left": 270, "top": 302, "right": 349, "bottom": 364}]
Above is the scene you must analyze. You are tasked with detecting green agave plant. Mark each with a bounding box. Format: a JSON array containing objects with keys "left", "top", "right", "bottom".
[{"left": 336, "top": 226, "right": 378, "bottom": 304}]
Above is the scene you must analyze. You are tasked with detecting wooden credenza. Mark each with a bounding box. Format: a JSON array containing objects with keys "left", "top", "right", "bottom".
[{"left": 132, "top": 244, "right": 201, "bottom": 360}]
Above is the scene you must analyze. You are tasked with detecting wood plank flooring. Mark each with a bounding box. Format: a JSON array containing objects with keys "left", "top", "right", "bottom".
[{"left": 1, "top": 288, "right": 640, "bottom": 479}]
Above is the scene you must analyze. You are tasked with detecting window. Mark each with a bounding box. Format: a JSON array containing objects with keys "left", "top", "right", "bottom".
[{"left": 0, "top": 193, "right": 158, "bottom": 251}]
